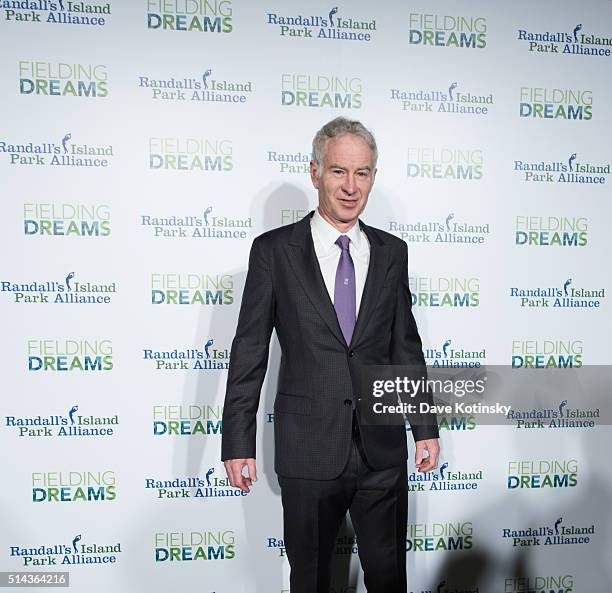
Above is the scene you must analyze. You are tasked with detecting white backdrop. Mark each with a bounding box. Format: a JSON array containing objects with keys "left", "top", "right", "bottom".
[{"left": 1, "top": 1, "right": 611, "bottom": 592}]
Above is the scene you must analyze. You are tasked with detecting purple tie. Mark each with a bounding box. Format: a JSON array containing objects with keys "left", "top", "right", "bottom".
[{"left": 334, "top": 235, "right": 356, "bottom": 345}]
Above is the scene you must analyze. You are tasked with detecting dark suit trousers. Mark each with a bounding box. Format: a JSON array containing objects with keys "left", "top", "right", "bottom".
[{"left": 278, "top": 419, "right": 408, "bottom": 593}]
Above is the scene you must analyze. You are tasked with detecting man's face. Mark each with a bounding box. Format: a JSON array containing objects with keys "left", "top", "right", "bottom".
[{"left": 310, "top": 134, "right": 376, "bottom": 230}]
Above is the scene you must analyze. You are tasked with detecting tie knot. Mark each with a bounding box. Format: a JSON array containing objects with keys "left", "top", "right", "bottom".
[{"left": 336, "top": 235, "right": 350, "bottom": 251}]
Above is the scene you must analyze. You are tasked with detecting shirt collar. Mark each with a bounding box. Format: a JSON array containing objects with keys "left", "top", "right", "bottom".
[{"left": 311, "top": 208, "right": 363, "bottom": 254}]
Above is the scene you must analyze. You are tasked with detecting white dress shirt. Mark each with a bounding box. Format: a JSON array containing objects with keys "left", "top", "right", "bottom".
[{"left": 310, "top": 208, "right": 370, "bottom": 314}]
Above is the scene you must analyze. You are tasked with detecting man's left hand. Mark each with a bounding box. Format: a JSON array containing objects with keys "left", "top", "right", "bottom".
[{"left": 415, "top": 438, "right": 440, "bottom": 473}]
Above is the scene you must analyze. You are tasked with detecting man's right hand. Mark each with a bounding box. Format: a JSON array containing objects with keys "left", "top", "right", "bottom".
[{"left": 224, "top": 458, "right": 257, "bottom": 493}]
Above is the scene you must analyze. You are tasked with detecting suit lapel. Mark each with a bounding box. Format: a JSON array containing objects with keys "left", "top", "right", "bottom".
[
  {"left": 286, "top": 213, "right": 346, "bottom": 346},
  {"left": 285, "top": 214, "right": 389, "bottom": 348},
  {"left": 350, "top": 222, "right": 389, "bottom": 347}
]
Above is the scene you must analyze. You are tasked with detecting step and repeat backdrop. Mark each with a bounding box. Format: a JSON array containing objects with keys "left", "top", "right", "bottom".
[{"left": 1, "top": 1, "right": 611, "bottom": 592}]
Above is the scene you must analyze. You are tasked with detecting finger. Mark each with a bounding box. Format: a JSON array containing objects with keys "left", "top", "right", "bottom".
[
  {"left": 430, "top": 450, "right": 440, "bottom": 469},
  {"left": 223, "top": 461, "right": 235, "bottom": 486},
  {"left": 429, "top": 448, "right": 440, "bottom": 470},
  {"left": 235, "top": 462, "right": 251, "bottom": 492},
  {"left": 414, "top": 444, "right": 424, "bottom": 467},
  {"left": 227, "top": 461, "right": 249, "bottom": 491},
  {"left": 226, "top": 463, "right": 238, "bottom": 489},
  {"left": 224, "top": 461, "right": 235, "bottom": 485},
  {"left": 421, "top": 447, "right": 440, "bottom": 472},
  {"left": 247, "top": 459, "right": 257, "bottom": 483},
  {"left": 419, "top": 456, "right": 436, "bottom": 472}
]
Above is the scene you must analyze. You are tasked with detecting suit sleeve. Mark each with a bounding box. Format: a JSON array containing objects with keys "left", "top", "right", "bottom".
[
  {"left": 390, "top": 242, "right": 439, "bottom": 442},
  {"left": 221, "top": 236, "right": 275, "bottom": 461}
]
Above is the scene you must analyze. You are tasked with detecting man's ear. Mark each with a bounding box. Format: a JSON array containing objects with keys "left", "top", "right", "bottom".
[
  {"left": 368, "top": 167, "right": 377, "bottom": 189},
  {"left": 309, "top": 160, "right": 320, "bottom": 189}
]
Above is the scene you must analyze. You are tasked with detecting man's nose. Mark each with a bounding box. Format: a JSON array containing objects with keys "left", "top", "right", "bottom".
[{"left": 342, "top": 174, "right": 357, "bottom": 195}]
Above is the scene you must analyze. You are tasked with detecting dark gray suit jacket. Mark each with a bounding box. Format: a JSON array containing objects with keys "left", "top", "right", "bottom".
[{"left": 221, "top": 212, "right": 438, "bottom": 479}]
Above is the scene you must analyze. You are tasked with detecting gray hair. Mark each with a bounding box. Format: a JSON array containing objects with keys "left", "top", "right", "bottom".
[{"left": 311, "top": 117, "right": 378, "bottom": 177}]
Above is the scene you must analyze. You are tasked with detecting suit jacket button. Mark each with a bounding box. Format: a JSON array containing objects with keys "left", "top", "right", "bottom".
[
  {"left": 343, "top": 399, "right": 352, "bottom": 406},
  {"left": 348, "top": 350, "right": 355, "bottom": 357}
]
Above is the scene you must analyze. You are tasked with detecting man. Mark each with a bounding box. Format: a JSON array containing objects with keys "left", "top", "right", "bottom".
[{"left": 222, "top": 117, "right": 440, "bottom": 592}]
